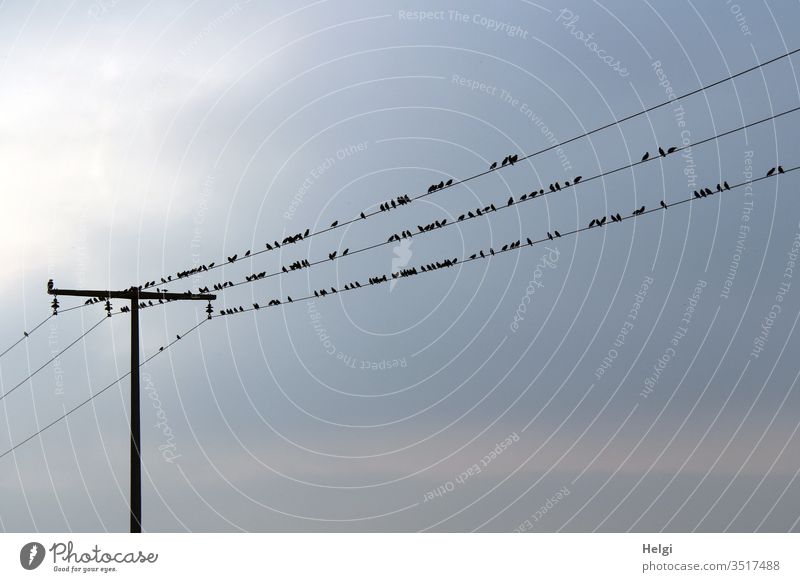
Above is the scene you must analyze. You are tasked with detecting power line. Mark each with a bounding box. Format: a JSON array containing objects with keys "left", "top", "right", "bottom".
[
  {"left": 191, "top": 107, "right": 800, "bottom": 296},
  {"left": 0, "top": 316, "right": 108, "bottom": 404},
  {"left": 133, "top": 47, "right": 800, "bottom": 291},
  {"left": 7, "top": 164, "right": 792, "bottom": 460},
  {"left": 0, "top": 302, "right": 94, "bottom": 361},
  {"left": 212, "top": 164, "right": 797, "bottom": 317},
  {"left": 0, "top": 318, "right": 208, "bottom": 462}
]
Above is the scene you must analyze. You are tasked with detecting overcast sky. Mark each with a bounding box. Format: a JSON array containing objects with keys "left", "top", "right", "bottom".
[{"left": 1, "top": 0, "right": 799, "bottom": 532}]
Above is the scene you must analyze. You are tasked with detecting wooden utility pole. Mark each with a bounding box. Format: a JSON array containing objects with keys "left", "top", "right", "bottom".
[{"left": 47, "top": 284, "right": 215, "bottom": 533}]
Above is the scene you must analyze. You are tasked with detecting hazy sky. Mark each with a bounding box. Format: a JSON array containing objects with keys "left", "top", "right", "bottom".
[{"left": 1, "top": 0, "right": 799, "bottom": 532}]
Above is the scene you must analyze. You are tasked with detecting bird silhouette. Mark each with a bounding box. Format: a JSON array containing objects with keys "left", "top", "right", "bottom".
[
  {"left": 723, "top": 181, "right": 730, "bottom": 190},
  {"left": 329, "top": 251, "right": 337, "bottom": 260},
  {"left": 641, "top": 152, "right": 650, "bottom": 162},
  {"left": 660, "top": 200, "right": 668, "bottom": 209},
  {"left": 547, "top": 232, "right": 553, "bottom": 240},
  {"left": 555, "top": 182, "right": 561, "bottom": 191},
  {"left": 244, "top": 250, "right": 251, "bottom": 257},
  {"left": 589, "top": 219, "right": 596, "bottom": 227},
  {"left": 767, "top": 167, "right": 776, "bottom": 176},
  {"left": 176, "top": 334, "right": 181, "bottom": 340},
  {"left": 778, "top": 165, "right": 785, "bottom": 174},
  {"left": 658, "top": 147, "right": 666, "bottom": 157},
  {"left": 343, "top": 248, "right": 349, "bottom": 256},
  {"left": 554, "top": 230, "right": 561, "bottom": 238},
  {"left": 598, "top": 216, "right": 607, "bottom": 226},
  {"left": 360, "top": 212, "right": 366, "bottom": 219},
  {"left": 446, "top": 179, "right": 453, "bottom": 186},
  {"left": 507, "top": 196, "right": 514, "bottom": 206},
  {"left": 489, "top": 161, "right": 497, "bottom": 170},
  {"left": 574, "top": 176, "right": 582, "bottom": 184},
  {"left": 527, "top": 237, "right": 533, "bottom": 245},
  {"left": 509, "top": 154, "right": 518, "bottom": 164},
  {"left": 437, "top": 181, "right": 444, "bottom": 189},
  {"left": 501, "top": 156, "right": 509, "bottom": 166},
  {"left": 227, "top": 254, "right": 237, "bottom": 263},
  {"left": 330, "top": 220, "right": 338, "bottom": 227},
  {"left": 549, "top": 184, "right": 555, "bottom": 192}
]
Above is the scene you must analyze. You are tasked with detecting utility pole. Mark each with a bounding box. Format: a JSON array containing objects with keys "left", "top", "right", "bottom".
[{"left": 47, "top": 284, "right": 215, "bottom": 533}]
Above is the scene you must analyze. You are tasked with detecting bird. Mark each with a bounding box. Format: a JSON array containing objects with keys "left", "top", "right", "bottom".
[
  {"left": 329, "top": 251, "right": 337, "bottom": 260},
  {"left": 723, "top": 181, "right": 730, "bottom": 190},
  {"left": 244, "top": 250, "right": 251, "bottom": 257},
  {"left": 767, "top": 167, "right": 776, "bottom": 177},
  {"left": 446, "top": 179, "right": 453, "bottom": 186},
  {"left": 489, "top": 161, "right": 497, "bottom": 170},
  {"left": 265, "top": 243, "right": 272, "bottom": 250},
  {"left": 598, "top": 216, "right": 606, "bottom": 226},
  {"left": 660, "top": 200, "right": 668, "bottom": 209},
  {"left": 253, "top": 303, "right": 260, "bottom": 310},
  {"left": 331, "top": 220, "right": 338, "bottom": 227},
  {"left": 501, "top": 156, "right": 509, "bottom": 166},
  {"left": 778, "top": 165, "right": 785, "bottom": 174},
  {"left": 508, "top": 196, "right": 514, "bottom": 206},
  {"left": 360, "top": 212, "right": 366, "bottom": 219},
  {"left": 509, "top": 154, "right": 518, "bottom": 164},
  {"left": 176, "top": 334, "right": 181, "bottom": 340},
  {"left": 437, "top": 181, "right": 444, "bottom": 189},
  {"left": 343, "top": 248, "right": 349, "bottom": 256},
  {"left": 658, "top": 147, "right": 666, "bottom": 157},
  {"left": 589, "top": 219, "right": 597, "bottom": 227},
  {"left": 574, "top": 176, "right": 582, "bottom": 184},
  {"left": 227, "top": 254, "right": 237, "bottom": 263},
  {"left": 549, "top": 184, "right": 555, "bottom": 192},
  {"left": 527, "top": 238, "right": 533, "bottom": 245},
  {"left": 641, "top": 152, "right": 650, "bottom": 162},
  {"left": 554, "top": 231, "right": 561, "bottom": 238},
  {"left": 554, "top": 182, "right": 561, "bottom": 191},
  {"left": 23, "top": 331, "right": 28, "bottom": 337},
  {"left": 547, "top": 232, "right": 553, "bottom": 241}
]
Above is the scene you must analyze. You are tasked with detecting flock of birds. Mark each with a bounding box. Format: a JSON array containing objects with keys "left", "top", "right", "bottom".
[{"left": 60, "top": 148, "right": 789, "bottom": 327}]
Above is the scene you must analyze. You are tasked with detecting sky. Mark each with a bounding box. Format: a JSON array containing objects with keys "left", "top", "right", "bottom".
[{"left": 0, "top": 0, "right": 799, "bottom": 532}]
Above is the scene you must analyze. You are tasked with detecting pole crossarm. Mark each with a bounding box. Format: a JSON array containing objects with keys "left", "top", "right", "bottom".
[{"left": 47, "top": 287, "right": 216, "bottom": 301}]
